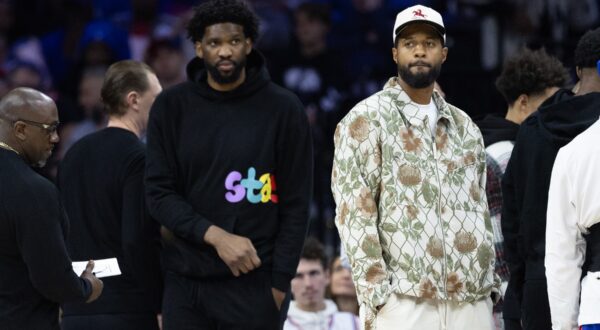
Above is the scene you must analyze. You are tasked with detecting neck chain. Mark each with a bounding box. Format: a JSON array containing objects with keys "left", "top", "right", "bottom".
[{"left": 0, "top": 141, "right": 19, "bottom": 155}]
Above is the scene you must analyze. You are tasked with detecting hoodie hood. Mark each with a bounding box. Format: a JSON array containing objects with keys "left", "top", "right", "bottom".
[
  {"left": 476, "top": 114, "right": 520, "bottom": 147},
  {"left": 185, "top": 48, "right": 270, "bottom": 101},
  {"left": 535, "top": 88, "right": 600, "bottom": 145}
]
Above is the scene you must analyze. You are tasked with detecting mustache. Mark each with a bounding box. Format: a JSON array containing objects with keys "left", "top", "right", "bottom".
[
  {"left": 217, "top": 60, "right": 237, "bottom": 66},
  {"left": 409, "top": 61, "right": 431, "bottom": 68}
]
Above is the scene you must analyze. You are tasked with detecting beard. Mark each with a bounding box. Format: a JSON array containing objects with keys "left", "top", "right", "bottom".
[
  {"left": 34, "top": 159, "right": 47, "bottom": 168},
  {"left": 398, "top": 61, "right": 441, "bottom": 89},
  {"left": 205, "top": 58, "right": 246, "bottom": 85},
  {"left": 33, "top": 149, "right": 53, "bottom": 168}
]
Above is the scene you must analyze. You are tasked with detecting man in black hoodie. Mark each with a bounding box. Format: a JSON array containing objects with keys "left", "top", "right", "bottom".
[
  {"left": 502, "top": 27, "right": 600, "bottom": 330},
  {"left": 0, "top": 87, "right": 103, "bottom": 329},
  {"left": 476, "top": 48, "right": 569, "bottom": 330},
  {"left": 144, "top": 1, "right": 313, "bottom": 329}
]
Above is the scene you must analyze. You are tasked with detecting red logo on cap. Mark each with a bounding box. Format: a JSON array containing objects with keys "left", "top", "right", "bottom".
[{"left": 413, "top": 9, "right": 427, "bottom": 18}]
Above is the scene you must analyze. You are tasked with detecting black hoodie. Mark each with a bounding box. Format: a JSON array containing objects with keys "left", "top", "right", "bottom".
[
  {"left": 501, "top": 89, "right": 600, "bottom": 307},
  {"left": 145, "top": 50, "right": 312, "bottom": 292},
  {"left": 476, "top": 114, "right": 520, "bottom": 147}
]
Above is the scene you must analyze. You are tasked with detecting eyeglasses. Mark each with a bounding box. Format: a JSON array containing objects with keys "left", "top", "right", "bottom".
[
  {"left": 17, "top": 118, "right": 60, "bottom": 135},
  {"left": 0, "top": 114, "right": 59, "bottom": 135}
]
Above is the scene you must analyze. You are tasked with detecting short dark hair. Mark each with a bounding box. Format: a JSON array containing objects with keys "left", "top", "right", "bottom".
[
  {"left": 574, "top": 27, "right": 600, "bottom": 68},
  {"left": 301, "top": 237, "right": 328, "bottom": 270},
  {"left": 186, "top": 0, "right": 259, "bottom": 43},
  {"left": 296, "top": 2, "right": 331, "bottom": 26},
  {"left": 101, "top": 60, "right": 154, "bottom": 117},
  {"left": 495, "top": 48, "right": 569, "bottom": 105}
]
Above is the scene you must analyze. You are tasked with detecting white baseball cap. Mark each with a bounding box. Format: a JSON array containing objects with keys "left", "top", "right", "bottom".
[{"left": 393, "top": 5, "right": 446, "bottom": 44}]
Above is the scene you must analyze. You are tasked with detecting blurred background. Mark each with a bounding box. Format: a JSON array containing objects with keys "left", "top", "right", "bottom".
[{"left": 1, "top": 0, "right": 597, "bottom": 255}]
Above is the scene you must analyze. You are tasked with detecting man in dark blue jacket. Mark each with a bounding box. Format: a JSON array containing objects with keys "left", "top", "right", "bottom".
[{"left": 0, "top": 87, "right": 103, "bottom": 329}]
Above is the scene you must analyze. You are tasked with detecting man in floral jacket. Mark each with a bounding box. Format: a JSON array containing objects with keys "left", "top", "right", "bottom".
[{"left": 331, "top": 5, "right": 499, "bottom": 330}]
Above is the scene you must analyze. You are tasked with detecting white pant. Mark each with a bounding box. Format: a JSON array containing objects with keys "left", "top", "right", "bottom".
[{"left": 375, "top": 294, "right": 494, "bottom": 330}]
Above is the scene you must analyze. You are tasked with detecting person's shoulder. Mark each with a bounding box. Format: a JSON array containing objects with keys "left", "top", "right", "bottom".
[
  {"left": 361, "top": 83, "right": 401, "bottom": 109},
  {"left": 68, "top": 128, "right": 142, "bottom": 158},
  {"left": 98, "top": 129, "right": 145, "bottom": 173},
  {"left": 511, "top": 112, "right": 542, "bottom": 144},
  {"left": 17, "top": 169, "right": 58, "bottom": 202},
  {"left": 264, "top": 82, "right": 303, "bottom": 103},
  {"left": 338, "top": 89, "right": 392, "bottom": 128},
  {"left": 150, "top": 81, "right": 196, "bottom": 114},
  {"left": 261, "top": 82, "right": 306, "bottom": 114},
  {"left": 523, "top": 111, "right": 541, "bottom": 127},
  {"left": 561, "top": 120, "right": 600, "bottom": 158},
  {"left": 443, "top": 102, "right": 484, "bottom": 141},
  {"left": 162, "top": 80, "right": 195, "bottom": 97},
  {"left": 64, "top": 128, "right": 103, "bottom": 154},
  {"left": 0, "top": 158, "right": 58, "bottom": 220},
  {"left": 444, "top": 102, "right": 476, "bottom": 126}
]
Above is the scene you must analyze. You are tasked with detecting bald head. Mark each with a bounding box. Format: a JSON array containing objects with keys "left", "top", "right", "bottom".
[
  {"left": 0, "top": 87, "right": 59, "bottom": 167},
  {"left": 0, "top": 87, "right": 55, "bottom": 123}
]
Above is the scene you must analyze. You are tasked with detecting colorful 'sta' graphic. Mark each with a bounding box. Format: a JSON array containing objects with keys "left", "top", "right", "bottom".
[{"left": 225, "top": 167, "right": 278, "bottom": 204}]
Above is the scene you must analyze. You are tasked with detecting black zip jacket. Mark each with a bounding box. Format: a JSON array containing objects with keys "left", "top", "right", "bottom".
[
  {"left": 145, "top": 49, "right": 313, "bottom": 292},
  {"left": 0, "top": 149, "right": 91, "bottom": 329}
]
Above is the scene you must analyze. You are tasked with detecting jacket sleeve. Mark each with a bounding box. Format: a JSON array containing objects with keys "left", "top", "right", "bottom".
[
  {"left": 16, "top": 185, "right": 91, "bottom": 303},
  {"left": 475, "top": 131, "right": 501, "bottom": 298},
  {"left": 121, "top": 151, "right": 163, "bottom": 312},
  {"left": 271, "top": 98, "right": 313, "bottom": 292},
  {"left": 331, "top": 108, "right": 390, "bottom": 323},
  {"left": 545, "top": 147, "right": 585, "bottom": 330},
  {"left": 145, "top": 93, "right": 213, "bottom": 245}
]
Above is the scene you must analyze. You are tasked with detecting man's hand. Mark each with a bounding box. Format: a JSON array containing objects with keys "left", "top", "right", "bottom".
[
  {"left": 204, "top": 225, "right": 261, "bottom": 276},
  {"left": 271, "top": 288, "right": 285, "bottom": 311},
  {"left": 80, "top": 260, "right": 103, "bottom": 303}
]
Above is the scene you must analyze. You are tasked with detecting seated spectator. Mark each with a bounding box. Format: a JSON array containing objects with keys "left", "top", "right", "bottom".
[
  {"left": 5, "top": 60, "right": 45, "bottom": 91},
  {"left": 57, "top": 65, "right": 107, "bottom": 160},
  {"left": 145, "top": 37, "right": 186, "bottom": 89},
  {"left": 285, "top": 237, "right": 359, "bottom": 330},
  {"left": 328, "top": 256, "right": 359, "bottom": 315}
]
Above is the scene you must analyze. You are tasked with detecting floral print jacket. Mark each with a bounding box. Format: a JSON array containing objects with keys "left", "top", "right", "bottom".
[{"left": 332, "top": 78, "right": 500, "bottom": 329}]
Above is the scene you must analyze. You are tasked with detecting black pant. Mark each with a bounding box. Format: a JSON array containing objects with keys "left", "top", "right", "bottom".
[
  {"left": 162, "top": 271, "right": 290, "bottom": 330},
  {"left": 521, "top": 279, "right": 551, "bottom": 330},
  {"left": 61, "top": 313, "right": 158, "bottom": 330},
  {"left": 503, "top": 279, "right": 523, "bottom": 330}
]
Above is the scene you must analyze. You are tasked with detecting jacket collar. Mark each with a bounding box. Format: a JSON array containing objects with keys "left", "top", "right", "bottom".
[{"left": 383, "top": 77, "right": 457, "bottom": 130}]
